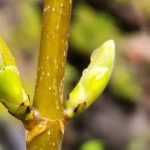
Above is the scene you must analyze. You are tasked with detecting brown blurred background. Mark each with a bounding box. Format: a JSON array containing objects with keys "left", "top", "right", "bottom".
[{"left": 0, "top": 0, "right": 150, "bottom": 150}]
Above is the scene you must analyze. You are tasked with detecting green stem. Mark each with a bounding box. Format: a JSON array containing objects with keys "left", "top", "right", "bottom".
[{"left": 27, "top": 0, "right": 72, "bottom": 149}]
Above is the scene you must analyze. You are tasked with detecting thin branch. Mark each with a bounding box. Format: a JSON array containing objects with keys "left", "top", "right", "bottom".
[{"left": 27, "top": 0, "right": 72, "bottom": 149}]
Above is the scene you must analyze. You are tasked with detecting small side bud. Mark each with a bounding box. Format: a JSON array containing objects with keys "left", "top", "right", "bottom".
[
  {"left": 65, "top": 40, "right": 115, "bottom": 119},
  {"left": 0, "top": 35, "right": 33, "bottom": 121}
]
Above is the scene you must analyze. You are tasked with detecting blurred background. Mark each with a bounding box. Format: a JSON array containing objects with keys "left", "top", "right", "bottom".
[{"left": 0, "top": 0, "right": 150, "bottom": 150}]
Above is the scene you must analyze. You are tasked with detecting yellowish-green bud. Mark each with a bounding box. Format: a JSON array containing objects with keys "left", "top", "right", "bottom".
[
  {"left": 0, "top": 35, "right": 33, "bottom": 121},
  {"left": 65, "top": 40, "right": 115, "bottom": 119}
]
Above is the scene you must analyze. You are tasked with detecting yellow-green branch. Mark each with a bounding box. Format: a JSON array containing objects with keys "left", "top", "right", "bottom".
[{"left": 27, "top": 0, "right": 72, "bottom": 149}]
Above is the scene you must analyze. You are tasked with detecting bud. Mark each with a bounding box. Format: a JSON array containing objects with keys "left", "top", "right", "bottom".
[
  {"left": 0, "top": 35, "right": 33, "bottom": 121},
  {"left": 65, "top": 40, "right": 115, "bottom": 119}
]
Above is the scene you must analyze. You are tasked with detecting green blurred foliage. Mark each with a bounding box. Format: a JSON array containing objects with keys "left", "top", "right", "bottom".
[
  {"left": 111, "top": 62, "right": 143, "bottom": 102},
  {"left": 0, "top": 145, "right": 4, "bottom": 150},
  {"left": 80, "top": 139, "right": 105, "bottom": 150},
  {"left": 127, "top": 134, "right": 150, "bottom": 150},
  {"left": 135, "top": 0, "right": 150, "bottom": 17},
  {"left": 70, "top": 3, "right": 119, "bottom": 55},
  {"left": 12, "top": 0, "right": 41, "bottom": 53},
  {"left": 0, "top": 103, "right": 7, "bottom": 114}
]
